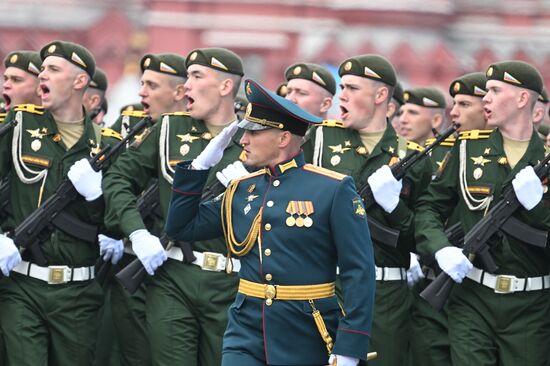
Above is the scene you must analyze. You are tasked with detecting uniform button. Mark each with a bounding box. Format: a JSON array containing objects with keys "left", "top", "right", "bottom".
[
  {"left": 273, "top": 180, "right": 280, "bottom": 187},
  {"left": 264, "top": 223, "right": 272, "bottom": 231},
  {"left": 264, "top": 248, "right": 271, "bottom": 256},
  {"left": 266, "top": 299, "right": 272, "bottom": 306},
  {"left": 267, "top": 200, "right": 274, "bottom": 207},
  {"left": 265, "top": 273, "right": 272, "bottom": 281}
]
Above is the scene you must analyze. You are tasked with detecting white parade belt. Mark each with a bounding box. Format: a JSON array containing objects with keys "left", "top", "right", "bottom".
[
  {"left": 12, "top": 260, "right": 95, "bottom": 284},
  {"left": 466, "top": 266, "right": 550, "bottom": 294}
]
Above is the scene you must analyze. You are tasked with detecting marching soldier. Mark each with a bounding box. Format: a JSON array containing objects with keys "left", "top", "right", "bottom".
[
  {"left": 165, "top": 79, "right": 375, "bottom": 366},
  {"left": 103, "top": 48, "right": 245, "bottom": 366},
  {"left": 2, "top": 50, "right": 42, "bottom": 111},
  {"left": 0, "top": 40, "right": 121, "bottom": 365},
  {"left": 415, "top": 61, "right": 550, "bottom": 366},
  {"left": 303, "top": 54, "right": 432, "bottom": 365}
]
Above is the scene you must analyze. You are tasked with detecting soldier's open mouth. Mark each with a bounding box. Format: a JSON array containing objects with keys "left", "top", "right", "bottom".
[
  {"left": 484, "top": 107, "right": 491, "bottom": 119},
  {"left": 40, "top": 85, "right": 50, "bottom": 97},
  {"left": 2, "top": 94, "right": 11, "bottom": 109},
  {"left": 186, "top": 96, "right": 195, "bottom": 109},
  {"left": 340, "top": 106, "right": 349, "bottom": 119},
  {"left": 141, "top": 101, "right": 149, "bottom": 111}
]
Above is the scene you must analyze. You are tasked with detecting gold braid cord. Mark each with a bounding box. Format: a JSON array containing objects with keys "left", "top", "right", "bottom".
[{"left": 221, "top": 181, "right": 263, "bottom": 257}]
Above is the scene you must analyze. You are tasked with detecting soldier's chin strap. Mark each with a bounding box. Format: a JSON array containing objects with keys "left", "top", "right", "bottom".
[{"left": 459, "top": 139, "right": 493, "bottom": 213}]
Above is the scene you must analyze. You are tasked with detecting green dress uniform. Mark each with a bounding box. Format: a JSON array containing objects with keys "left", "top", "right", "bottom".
[
  {"left": 103, "top": 111, "right": 243, "bottom": 366},
  {"left": 304, "top": 121, "right": 432, "bottom": 365},
  {"left": 415, "top": 128, "right": 550, "bottom": 366},
  {"left": 0, "top": 104, "right": 121, "bottom": 366}
]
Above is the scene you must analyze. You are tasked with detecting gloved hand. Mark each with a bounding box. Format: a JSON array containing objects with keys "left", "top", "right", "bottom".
[
  {"left": 192, "top": 121, "right": 239, "bottom": 170},
  {"left": 407, "top": 252, "right": 425, "bottom": 287},
  {"left": 216, "top": 161, "right": 249, "bottom": 187},
  {"left": 434, "top": 246, "right": 472, "bottom": 283},
  {"left": 512, "top": 166, "right": 543, "bottom": 210},
  {"left": 328, "top": 354, "right": 359, "bottom": 366},
  {"left": 367, "top": 165, "right": 402, "bottom": 213},
  {"left": 98, "top": 234, "right": 124, "bottom": 265},
  {"left": 129, "top": 229, "right": 167, "bottom": 275},
  {"left": 67, "top": 158, "right": 102, "bottom": 201},
  {"left": 0, "top": 234, "right": 21, "bottom": 277}
]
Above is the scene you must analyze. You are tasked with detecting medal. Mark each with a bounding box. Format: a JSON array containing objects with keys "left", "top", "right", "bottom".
[
  {"left": 31, "top": 139, "right": 41, "bottom": 151},
  {"left": 473, "top": 167, "right": 483, "bottom": 180},
  {"left": 303, "top": 217, "right": 313, "bottom": 227},
  {"left": 330, "top": 155, "right": 341, "bottom": 166},
  {"left": 295, "top": 217, "right": 304, "bottom": 227},
  {"left": 180, "top": 144, "right": 190, "bottom": 157},
  {"left": 286, "top": 216, "right": 296, "bottom": 227}
]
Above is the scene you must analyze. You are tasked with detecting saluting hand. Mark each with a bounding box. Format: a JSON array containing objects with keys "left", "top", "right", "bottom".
[{"left": 192, "top": 121, "right": 239, "bottom": 170}]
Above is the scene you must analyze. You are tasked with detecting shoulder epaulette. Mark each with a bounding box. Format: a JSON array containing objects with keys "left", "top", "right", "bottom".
[
  {"left": 459, "top": 129, "right": 492, "bottom": 140},
  {"left": 320, "top": 119, "right": 344, "bottom": 128},
  {"left": 235, "top": 169, "right": 267, "bottom": 182},
  {"left": 0, "top": 112, "right": 6, "bottom": 122},
  {"left": 407, "top": 141, "right": 424, "bottom": 152},
  {"left": 303, "top": 164, "right": 346, "bottom": 181},
  {"left": 14, "top": 104, "right": 45, "bottom": 115},
  {"left": 121, "top": 110, "right": 148, "bottom": 118},
  {"left": 101, "top": 128, "right": 123, "bottom": 141},
  {"left": 162, "top": 111, "right": 191, "bottom": 117},
  {"left": 426, "top": 137, "right": 456, "bottom": 147}
]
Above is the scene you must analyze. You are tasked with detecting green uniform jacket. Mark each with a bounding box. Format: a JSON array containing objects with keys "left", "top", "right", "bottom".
[
  {"left": 303, "top": 122, "right": 432, "bottom": 267},
  {"left": 415, "top": 129, "right": 550, "bottom": 276},
  {"left": 103, "top": 112, "right": 243, "bottom": 254},
  {"left": 425, "top": 135, "right": 456, "bottom": 178},
  {"left": 0, "top": 105, "right": 121, "bottom": 267},
  {"left": 166, "top": 154, "right": 375, "bottom": 363}
]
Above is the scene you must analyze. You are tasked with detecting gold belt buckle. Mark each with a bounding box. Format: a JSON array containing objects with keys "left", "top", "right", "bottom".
[
  {"left": 494, "top": 275, "right": 515, "bottom": 294},
  {"left": 202, "top": 252, "right": 220, "bottom": 271},
  {"left": 264, "top": 284, "right": 276, "bottom": 305},
  {"left": 48, "top": 265, "right": 69, "bottom": 285}
]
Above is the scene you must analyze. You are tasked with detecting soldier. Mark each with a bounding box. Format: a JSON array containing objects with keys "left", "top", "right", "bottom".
[
  {"left": 165, "top": 79, "right": 375, "bottom": 366},
  {"left": 399, "top": 87, "right": 447, "bottom": 146},
  {"left": 275, "top": 82, "right": 288, "bottom": 97},
  {"left": 0, "top": 40, "right": 120, "bottom": 365},
  {"left": 2, "top": 50, "right": 42, "bottom": 111},
  {"left": 303, "top": 54, "right": 432, "bottom": 365},
  {"left": 284, "top": 62, "right": 335, "bottom": 118},
  {"left": 103, "top": 48, "right": 245, "bottom": 366},
  {"left": 387, "top": 81, "right": 404, "bottom": 132},
  {"left": 415, "top": 60, "right": 550, "bottom": 366},
  {"left": 83, "top": 67, "right": 108, "bottom": 125}
]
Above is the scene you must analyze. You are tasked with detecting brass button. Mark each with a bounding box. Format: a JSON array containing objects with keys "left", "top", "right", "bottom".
[
  {"left": 266, "top": 299, "right": 273, "bottom": 306},
  {"left": 267, "top": 200, "right": 274, "bottom": 207},
  {"left": 264, "top": 223, "right": 272, "bottom": 231},
  {"left": 264, "top": 248, "right": 271, "bottom": 256},
  {"left": 273, "top": 180, "right": 280, "bottom": 187},
  {"left": 265, "top": 273, "right": 273, "bottom": 281}
]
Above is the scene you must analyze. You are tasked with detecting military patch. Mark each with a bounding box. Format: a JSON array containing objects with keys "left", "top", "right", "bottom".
[
  {"left": 352, "top": 197, "right": 366, "bottom": 218},
  {"left": 503, "top": 71, "right": 521, "bottom": 85},
  {"left": 21, "top": 155, "right": 51, "bottom": 168},
  {"left": 129, "top": 127, "right": 152, "bottom": 149},
  {"left": 210, "top": 57, "right": 228, "bottom": 71},
  {"left": 160, "top": 62, "right": 177, "bottom": 74},
  {"left": 71, "top": 52, "right": 86, "bottom": 68},
  {"left": 364, "top": 66, "right": 381, "bottom": 79},
  {"left": 312, "top": 71, "right": 326, "bottom": 86},
  {"left": 474, "top": 86, "right": 486, "bottom": 96}
]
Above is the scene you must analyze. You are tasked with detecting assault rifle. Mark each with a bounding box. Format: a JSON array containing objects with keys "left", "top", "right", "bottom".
[
  {"left": 420, "top": 151, "right": 550, "bottom": 311},
  {"left": 358, "top": 124, "right": 459, "bottom": 247},
  {"left": 0, "top": 118, "right": 17, "bottom": 138},
  {"left": 9, "top": 117, "right": 150, "bottom": 270}
]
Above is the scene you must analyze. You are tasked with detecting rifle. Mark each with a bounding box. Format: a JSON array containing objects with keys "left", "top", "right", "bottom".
[
  {"left": 358, "top": 124, "right": 459, "bottom": 247},
  {"left": 115, "top": 175, "right": 238, "bottom": 295},
  {"left": 9, "top": 117, "right": 150, "bottom": 271},
  {"left": 0, "top": 119, "right": 17, "bottom": 138},
  {"left": 0, "top": 179, "right": 11, "bottom": 222},
  {"left": 420, "top": 151, "right": 550, "bottom": 311}
]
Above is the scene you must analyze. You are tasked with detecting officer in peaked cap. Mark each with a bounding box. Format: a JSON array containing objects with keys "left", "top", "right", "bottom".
[
  {"left": 416, "top": 60, "right": 550, "bottom": 366},
  {"left": 399, "top": 87, "right": 447, "bottom": 146},
  {"left": 165, "top": 78, "right": 375, "bottom": 366},
  {"left": 284, "top": 62, "right": 336, "bottom": 119},
  {"left": 2, "top": 50, "right": 42, "bottom": 110}
]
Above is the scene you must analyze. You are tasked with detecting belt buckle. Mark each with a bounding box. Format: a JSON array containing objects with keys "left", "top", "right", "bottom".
[
  {"left": 48, "top": 265, "right": 69, "bottom": 285},
  {"left": 494, "top": 275, "right": 515, "bottom": 294},
  {"left": 202, "top": 252, "right": 220, "bottom": 271},
  {"left": 264, "top": 284, "right": 276, "bottom": 300}
]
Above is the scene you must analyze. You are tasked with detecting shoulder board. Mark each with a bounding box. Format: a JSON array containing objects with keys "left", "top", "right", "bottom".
[
  {"left": 14, "top": 104, "right": 45, "bottom": 115},
  {"left": 235, "top": 169, "right": 267, "bottom": 182},
  {"left": 320, "top": 119, "right": 344, "bottom": 128},
  {"left": 407, "top": 141, "right": 424, "bottom": 152},
  {"left": 303, "top": 164, "right": 346, "bottom": 181},
  {"left": 0, "top": 112, "right": 5, "bottom": 123},
  {"left": 162, "top": 111, "right": 191, "bottom": 117},
  {"left": 459, "top": 129, "right": 492, "bottom": 140},
  {"left": 121, "top": 110, "right": 147, "bottom": 118},
  {"left": 101, "top": 128, "right": 123, "bottom": 141},
  {"left": 425, "top": 136, "right": 456, "bottom": 148},
  {"left": 425, "top": 138, "right": 435, "bottom": 145}
]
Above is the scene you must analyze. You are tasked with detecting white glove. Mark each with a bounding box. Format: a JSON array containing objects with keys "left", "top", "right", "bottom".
[
  {"left": 434, "top": 246, "right": 473, "bottom": 284},
  {"left": 367, "top": 165, "right": 402, "bottom": 213},
  {"left": 512, "top": 166, "right": 543, "bottom": 210},
  {"left": 129, "top": 229, "right": 167, "bottom": 275},
  {"left": 98, "top": 234, "right": 124, "bottom": 264},
  {"left": 407, "top": 252, "right": 425, "bottom": 288},
  {"left": 67, "top": 158, "right": 102, "bottom": 201},
  {"left": 0, "top": 234, "right": 21, "bottom": 277},
  {"left": 216, "top": 161, "right": 249, "bottom": 187},
  {"left": 328, "top": 354, "right": 359, "bottom": 366},
  {"left": 192, "top": 121, "right": 239, "bottom": 170}
]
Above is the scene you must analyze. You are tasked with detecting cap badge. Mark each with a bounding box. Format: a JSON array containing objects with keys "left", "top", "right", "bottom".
[
  {"left": 453, "top": 82, "right": 461, "bottom": 93},
  {"left": 210, "top": 57, "right": 228, "bottom": 71},
  {"left": 486, "top": 67, "right": 493, "bottom": 77},
  {"left": 189, "top": 52, "right": 197, "bottom": 61},
  {"left": 422, "top": 97, "right": 439, "bottom": 107},
  {"left": 246, "top": 82, "right": 252, "bottom": 96},
  {"left": 344, "top": 61, "right": 352, "bottom": 71},
  {"left": 90, "top": 80, "right": 98, "bottom": 87},
  {"left": 293, "top": 66, "right": 302, "bottom": 75},
  {"left": 503, "top": 71, "right": 521, "bottom": 85},
  {"left": 364, "top": 66, "right": 381, "bottom": 79},
  {"left": 48, "top": 44, "right": 56, "bottom": 53},
  {"left": 404, "top": 92, "right": 410, "bottom": 102},
  {"left": 160, "top": 61, "right": 177, "bottom": 74},
  {"left": 311, "top": 71, "right": 326, "bottom": 86},
  {"left": 71, "top": 52, "right": 87, "bottom": 68},
  {"left": 473, "top": 86, "right": 487, "bottom": 96},
  {"left": 10, "top": 54, "right": 18, "bottom": 64},
  {"left": 143, "top": 57, "right": 151, "bottom": 67},
  {"left": 27, "top": 62, "right": 40, "bottom": 75}
]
